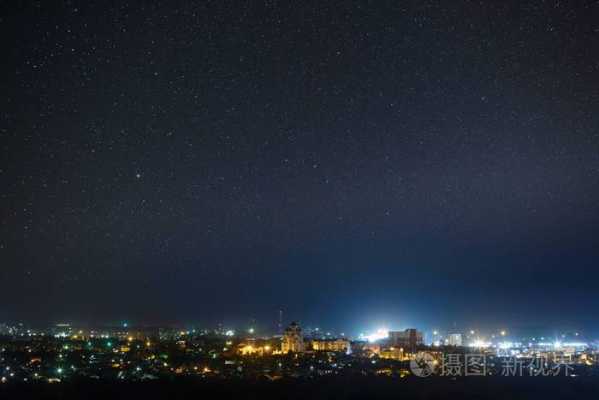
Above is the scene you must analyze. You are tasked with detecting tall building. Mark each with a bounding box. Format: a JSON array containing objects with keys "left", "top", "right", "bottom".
[
  {"left": 281, "top": 322, "right": 304, "bottom": 353},
  {"left": 447, "top": 333, "right": 463, "bottom": 347},
  {"left": 388, "top": 329, "right": 424, "bottom": 349}
]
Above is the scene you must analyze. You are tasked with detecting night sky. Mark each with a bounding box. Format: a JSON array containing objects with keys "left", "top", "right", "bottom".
[{"left": 2, "top": 1, "right": 599, "bottom": 334}]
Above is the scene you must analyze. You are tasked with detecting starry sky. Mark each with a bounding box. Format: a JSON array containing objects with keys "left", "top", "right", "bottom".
[{"left": 2, "top": 1, "right": 599, "bottom": 334}]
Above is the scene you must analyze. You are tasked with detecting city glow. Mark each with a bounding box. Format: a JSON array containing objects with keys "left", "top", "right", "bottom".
[
  {"left": 553, "top": 341, "right": 562, "bottom": 349},
  {"left": 365, "top": 328, "right": 389, "bottom": 343}
]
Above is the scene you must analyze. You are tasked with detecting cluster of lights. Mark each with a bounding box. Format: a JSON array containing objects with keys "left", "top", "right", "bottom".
[
  {"left": 363, "top": 329, "right": 389, "bottom": 343},
  {"left": 468, "top": 340, "right": 492, "bottom": 348}
]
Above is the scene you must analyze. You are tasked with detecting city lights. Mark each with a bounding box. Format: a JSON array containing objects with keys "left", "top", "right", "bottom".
[
  {"left": 0, "top": 319, "right": 596, "bottom": 388},
  {"left": 469, "top": 340, "right": 492, "bottom": 349},
  {"left": 364, "top": 329, "right": 389, "bottom": 343}
]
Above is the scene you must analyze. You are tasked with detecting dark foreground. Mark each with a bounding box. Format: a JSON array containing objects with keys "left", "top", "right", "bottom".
[{"left": 2, "top": 376, "right": 598, "bottom": 400}]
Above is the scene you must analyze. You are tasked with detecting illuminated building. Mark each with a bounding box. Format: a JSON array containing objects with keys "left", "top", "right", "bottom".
[
  {"left": 389, "top": 329, "right": 423, "bottom": 349},
  {"left": 237, "top": 338, "right": 274, "bottom": 356},
  {"left": 281, "top": 322, "right": 304, "bottom": 353},
  {"left": 239, "top": 344, "right": 260, "bottom": 356},
  {"left": 447, "top": 333, "right": 463, "bottom": 347},
  {"left": 358, "top": 342, "right": 381, "bottom": 356},
  {"left": 52, "top": 323, "right": 73, "bottom": 338},
  {"left": 311, "top": 338, "right": 350, "bottom": 352},
  {"left": 379, "top": 346, "right": 405, "bottom": 360}
]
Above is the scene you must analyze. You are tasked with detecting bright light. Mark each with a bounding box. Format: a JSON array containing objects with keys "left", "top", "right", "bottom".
[
  {"left": 365, "top": 328, "right": 389, "bottom": 343},
  {"left": 225, "top": 330, "right": 235, "bottom": 337},
  {"left": 500, "top": 330, "right": 507, "bottom": 337},
  {"left": 248, "top": 328, "right": 255, "bottom": 334},
  {"left": 469, "top": 340, "right": 491, "bottom": 348},
  {"left": 498, "top": 341, "right": 514, "bottom": 350}
]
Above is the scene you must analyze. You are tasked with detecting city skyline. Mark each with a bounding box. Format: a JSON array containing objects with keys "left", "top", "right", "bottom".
[{"left": 1, "top": 317, "right": 596, "bottom": 344}]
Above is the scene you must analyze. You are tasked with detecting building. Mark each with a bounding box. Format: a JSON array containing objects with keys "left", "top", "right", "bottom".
[
  {"left": 447, "top": 333, "right": 463, "bottom": 347},
  {"left": 281, "top": 322, "right": 304, "bottom": 353},
  {"left": 388, "top": 329, "right": 423, "bottom": 349},
  {"left": 379, "top": 346, "right": 405, "bottom": 360},
  {"left": 354, "top": 342, "right": 381, "bottom": 356},
  {"left": 238, "top": 339, "right": 274, "bottom": 356},
  {"left": 311, "top": 338, "right": 350, "bottom": 352}
]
